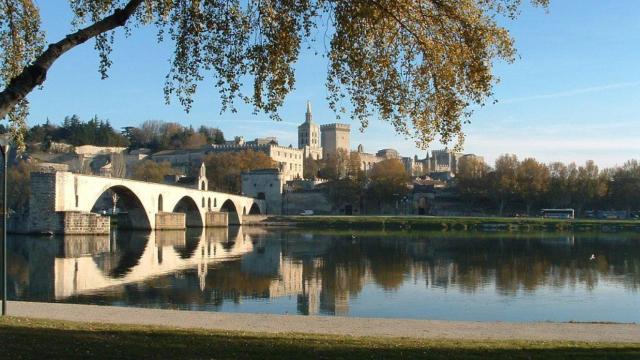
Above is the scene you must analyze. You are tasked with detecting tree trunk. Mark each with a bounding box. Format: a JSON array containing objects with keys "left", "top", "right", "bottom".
[
  {"left": 498, "top": 199, "right": 505, "bottom": 216},
  {"left": 0, "top": 0, "right": 144, "bottom": 119}
]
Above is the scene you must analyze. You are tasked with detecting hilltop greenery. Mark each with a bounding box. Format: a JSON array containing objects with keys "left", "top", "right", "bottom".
[
  {"left": 25, "top": 115, "right": 128, "bottom": 147},
  {"left": 0, "top": 116, "right": 226, "bottom": 152}
]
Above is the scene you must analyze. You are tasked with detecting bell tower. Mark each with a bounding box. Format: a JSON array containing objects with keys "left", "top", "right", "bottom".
[{"left": 198, "top": 162, "right": 208, "bottom": 191}]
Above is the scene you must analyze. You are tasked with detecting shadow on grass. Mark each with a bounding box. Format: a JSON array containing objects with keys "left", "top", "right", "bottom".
[{"left": 1, "top": 320, "right": 640, "bottom": 359}]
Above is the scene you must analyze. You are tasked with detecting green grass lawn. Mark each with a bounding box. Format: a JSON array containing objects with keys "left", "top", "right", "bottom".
[{"left": 1, "top": 317, "right": 639, "bottom": 359}]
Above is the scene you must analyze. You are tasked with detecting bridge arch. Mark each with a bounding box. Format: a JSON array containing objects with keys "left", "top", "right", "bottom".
[
  {"left": 220, "top": 199, "right": 241, "bottom": 225},
  {"left": 173, "top": 196, "right": 204, "bottom": 228},
  {"left": 249, "top": 203, "right": 261, "bottom": 215},
  {"left": 90, "top": 185, "right": 151, "bottom": 230}
]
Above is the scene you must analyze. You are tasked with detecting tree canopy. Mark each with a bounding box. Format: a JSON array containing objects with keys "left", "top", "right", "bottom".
[
  {"left": 1, "top": 0, "right": 547, "bottom": 148},
  {"left": 202, "top": 150, "right": 275, "bottom": 193}
]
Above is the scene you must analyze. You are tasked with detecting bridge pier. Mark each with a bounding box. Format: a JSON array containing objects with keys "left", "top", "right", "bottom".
[
  {"left": 61, "top": 212, "right": 110, "bottom": 235},
  {"left": 155, "top": 212, "right": 186, "bottom": 230},
  {"left": 205, "top": 212, "right": 228, "bottom": 227}
]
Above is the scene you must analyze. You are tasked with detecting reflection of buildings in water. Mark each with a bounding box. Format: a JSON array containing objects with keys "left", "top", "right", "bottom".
[
  {"left": 320, "top": 264, "right": 352, "bottom": 316},
  {"left": 24, "top": 230, "right": 639, "bottom": 306},
  {"left": 267, "top": 256, "right": 322, "bottom": 315},
  {"left": 54, "top": 227, "right": 254, "bottom": 299}
]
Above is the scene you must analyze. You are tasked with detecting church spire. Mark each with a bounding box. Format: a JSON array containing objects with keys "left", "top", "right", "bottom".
[{"left": 305, "top": 101, "right": 312, "bottom": 123}]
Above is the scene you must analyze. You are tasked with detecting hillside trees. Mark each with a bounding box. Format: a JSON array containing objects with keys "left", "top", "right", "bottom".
[
  {"left": 1, "top": 0, "right": 546, "bottom": 148},
  {"left": 456, "top": 155, "right": 491, "bottom": 205},
  {"left": 131, "top": 159, "right": 176, "bottom": 183},
  {"left": 571, "top": 161, "right": 608, "bottom": 215},
  {"left": 609, "top": 160, "right": 640, "bottom": 214},
  {"left": 122, "top": 120, "right": 224, "bottom": 151},
  {"left": 516, "top": 158, "right": 550, "bottom": 215},
  {"left": 456, "top": 156, "right": 614, "bottom": 216},
  {"left": 324, "top": 151, "right": 366, "bottom": 212},
  {"left": 26, "top": 115, "right": 128, "bottom": 147},
  {"left": 202, "top": 150, "right": 275, "bottom": 193},
  {"left": 6, "top": 160, "right": 32, "bottom": 215},
  {"left": 368, "top": 159, "right": 410, "bottom": 212},
  {"left": 489, "top": 154, "right": 519, "bottom": 215}
]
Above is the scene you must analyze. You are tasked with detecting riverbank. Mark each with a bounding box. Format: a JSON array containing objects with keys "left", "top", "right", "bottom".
[
  {"left": 267, "top": 215, "right": 640, "bottom": 231},
  {"left": 2, "top": 302, "right": 640, "bottom": 359}
]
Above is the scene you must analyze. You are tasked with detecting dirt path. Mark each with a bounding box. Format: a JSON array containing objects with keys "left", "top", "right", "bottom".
[{"left": 6, "top": 301, "right": 640, "bottom": 343}]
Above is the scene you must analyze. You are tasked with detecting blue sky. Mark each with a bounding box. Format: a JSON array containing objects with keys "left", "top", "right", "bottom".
[{"left": 24, "top": 1, "right": 640, "bottom": 167}]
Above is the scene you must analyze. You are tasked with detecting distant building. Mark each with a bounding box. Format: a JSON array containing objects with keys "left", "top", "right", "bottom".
[
  {"left": 428, "top": 148, "right": 463, "bottom": 173},
  {"left": 353, "top": 145, "right": 424, "bottom": 176},
  {"left": 241, "top": 168, "right": 286, "bottom": 214},
  {"left": 151, "top": 148, "right": 207, "bottom": 172},
  {"left": 151, "top": 139, "right": 304, "bottom": 181},
  {"left": 227, "top": 136, "right": 278, "bottom": 146},
  {"left": 207, "top": 143, "right": 303, "bottom": 181},
  {"left": 298, "top": 101, "right": 323, "bottom": 160},
  {"left": 401, "top": 155, "right": 426, "bottom": 177},
  {"left": 164, "top": 162, "right": 209, "bottom": 191},
  {"left": 320, "top": 123, "right": 350, "bottom": 160}
]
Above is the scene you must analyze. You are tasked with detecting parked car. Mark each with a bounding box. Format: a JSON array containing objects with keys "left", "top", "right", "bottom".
[{"left": 300, "top": 210, "right": 314, "bottom": 216}]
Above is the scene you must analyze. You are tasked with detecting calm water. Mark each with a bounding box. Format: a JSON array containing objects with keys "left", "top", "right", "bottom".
[{"left": 7, "top": 227, "right": 640, "bottom": 322}]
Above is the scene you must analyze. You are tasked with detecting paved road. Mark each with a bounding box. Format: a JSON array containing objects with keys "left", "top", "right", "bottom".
[{"left": 6, "top": 301, "right": 640, "bottom": 343}]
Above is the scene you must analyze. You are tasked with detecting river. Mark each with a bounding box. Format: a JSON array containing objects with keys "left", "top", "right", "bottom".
[{"left": 6, "top": 227, "right": 640, "bottom": 322}]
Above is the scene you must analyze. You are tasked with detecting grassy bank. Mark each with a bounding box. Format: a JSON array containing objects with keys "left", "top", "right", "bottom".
[
  {"left": 1, "top": 317, "right": 639, "bottom": 359},
  {"left": 268, "top": 215, "right": 640, "bottom": 231}
]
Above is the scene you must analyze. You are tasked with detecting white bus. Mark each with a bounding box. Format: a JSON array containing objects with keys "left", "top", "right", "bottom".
[{"left": 541, "top": 209, "right": 575, "bottom": 219}]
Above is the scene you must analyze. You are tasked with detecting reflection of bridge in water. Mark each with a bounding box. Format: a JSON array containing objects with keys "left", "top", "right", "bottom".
[
  {"left": 17, "top": 230, "right": 636, "bottom": 318},
  {"left": 55, "top": 228, "right": 255, "bottom": 298},
  {"left": 52, "top": 228, "right": 329, "bottom": 314}
]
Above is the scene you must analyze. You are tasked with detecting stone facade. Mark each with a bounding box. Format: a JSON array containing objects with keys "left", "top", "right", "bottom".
[
  {"left": 206, "top": 143, "right": 303, "bottom": 181},
  {"left": 428, "top": 149, "right": 463, "bottom": 173},
  {"left": 155, "top": 212, "right": 186, "bottom": 230},
  {"left": 320, "top": 123, "right": 350, "bottom": 160},
  {"left": 151, "top": 148, "right": 207, "bottom": 172},
  {"left": 298, "top": 101, "right": 323, "bottom": 160},
  {"left": 62, "top": 212, "right": 110, "bottom": 234},
  {"left": 28, "top": 172, "right": 65, "bottom": 234},
  {"left": 205, "top": 212, "right": 228, "bottom": 227},
  {"left": 283, "top": 191, "right": 332, "bottom": 215},
  {"left": 241, "top": 169, "right": 285, "bottom": 215}
]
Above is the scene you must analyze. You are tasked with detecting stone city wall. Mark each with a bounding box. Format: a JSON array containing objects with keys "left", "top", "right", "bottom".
[{"left": 283, "top": 191, "right": 332, "bottom": 215}]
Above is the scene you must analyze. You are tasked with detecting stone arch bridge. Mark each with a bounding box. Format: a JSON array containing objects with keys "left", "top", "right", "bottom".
[{"left": 28, "top": 171, "right": 265, "bottom": 234}]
